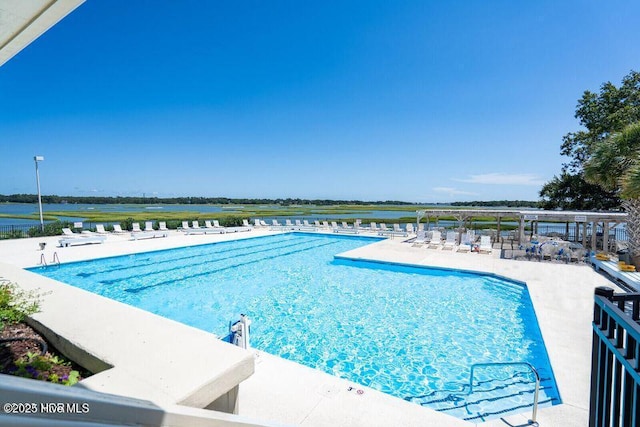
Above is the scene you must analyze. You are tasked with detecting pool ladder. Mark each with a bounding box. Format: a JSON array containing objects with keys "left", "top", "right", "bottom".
[
  {"left": 39, "top": 252, "right": 60, "bottom": 267},
  {"left": 466, "top": 362, "right": 540, "bottom": 425}
]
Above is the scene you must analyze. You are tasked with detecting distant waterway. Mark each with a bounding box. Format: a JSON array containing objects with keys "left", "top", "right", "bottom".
[
  {"left": 0, "top": 203, "right": 576, "bottom": 231},
  {"left": 0, "top": 203, "right": 424, "bottom": 227},
  {"left": 0, "top": 203, "right": 227, "bottom": 226}
]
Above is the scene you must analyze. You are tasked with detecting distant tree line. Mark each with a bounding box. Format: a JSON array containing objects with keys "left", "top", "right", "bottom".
[
  {"left": 0, "top": 194, "right": 540, "bottom": 207},
  {"left": 0, "top": 194, "right": 413, "bottom": 206},
  {"left": 449, "top": 200, "right": 539, "bottom": 208}
]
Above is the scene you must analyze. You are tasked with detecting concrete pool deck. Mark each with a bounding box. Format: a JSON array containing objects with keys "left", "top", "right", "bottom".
[{"left": 0, "top": 229, "right": 620, "bottom": 426}]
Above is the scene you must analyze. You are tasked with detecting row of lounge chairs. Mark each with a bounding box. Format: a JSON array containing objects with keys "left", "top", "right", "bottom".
[
  {"left": 260, "top": 219, "right": 411, "bottom": 236},
  {"left": 178, "top": 220, "right": 252, "bottom": 235},
  {"left": 58, "top": 219, "right": 255, "bottom": 246},
  {"left": 411, "top": 230, "right": 493, "bottom": 253}
]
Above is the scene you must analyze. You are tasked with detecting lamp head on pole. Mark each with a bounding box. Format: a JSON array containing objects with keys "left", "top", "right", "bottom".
[{"left": 34, "top": 155, "right": 44, "bottom": 162}]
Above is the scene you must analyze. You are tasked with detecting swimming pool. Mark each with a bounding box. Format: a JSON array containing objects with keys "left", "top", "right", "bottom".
[{"left": 30, "top": 232, "right": 560, "bottom": 421}]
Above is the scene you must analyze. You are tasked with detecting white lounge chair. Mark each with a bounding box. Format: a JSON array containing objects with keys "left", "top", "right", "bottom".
[
  {"left": 393, "top": 224, "right": 408, "bottom": 237},
  {"left": 61, "top": 227, "right": 76, "bottom": 237},
  {"left": 479, "top": 235, "right": 493, "bottom": 254},
  {"left": 442, "top": 231, "right": 458, "bottom": 250},
  {"left": 427, "top": 231, "right": 442, "bottom": 249},
  {"left": 243, "top": 219, "right": 252, "bottom": 228},
  {"left": 144, "top": 221, "right": 155, "bottom": 232},
  {"left": 59, "top": 235, "right": 106, "bottom": 247},
  {"left": 223, "top": 223, "right": 252, "bottom": 233},
  {"left": 369, "top": 222, "right": 379, "bottom": 233},
  {"left": 406, "top": 223, "right": 414, "bottom": 234},
  {"left": 322, "top": 221, "right": 330, "bottom": 229},
  {"left": 95, "top": 224, "right": 108, "bottom": 234},
  {"left": 131, "top": 223, "right": 142, "bottom": 233},
  {"left": 178, "top": 221, "right": 190, "bottom": 231},
  {"left": 412, "top": 230, "right": 427, "bottom": 247},
  {"left": 213, "top": 220, "right": 223, "bottom": 228},
  {"left": 158, "top": 222, "right": 168, "bottom": 231},
  {"left": 457, "top": 232, "right": 472, "bottom": 252},
  {"left": 333, "top": 221, "right": 359, "bottom": 234},
  {"left": 314, "top": 220, "right": 322, "bottom": 228},
  {"left": 59, "top": 227, "right": 106, "bottom": 247},
  {"left": 260, "top": 220, "right": 268, "bottom": 227},
  {"left": 289, "top": 219, "right": 315, "bottom": 231},
  {"left": 112, "top": 224, "right": 127, "bottom": 234}
]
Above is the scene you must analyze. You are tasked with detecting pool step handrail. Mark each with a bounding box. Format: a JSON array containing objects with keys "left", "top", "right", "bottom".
[
  {"left": 52, "top": 251, "right": 60, "bottom": 266},
  {"left": 38, "top": 253, "right": 47, "bottom": 267},
  {"left": 229, "top": 314, "right": 251, "bottom": 349},
  {"left": 467, "top": 361, "right": 540, "bottom": 424}
]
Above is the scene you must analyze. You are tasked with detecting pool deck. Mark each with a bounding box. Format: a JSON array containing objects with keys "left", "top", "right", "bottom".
[{"left": 0, "top": 229, "right": 620, "bottom": 426}]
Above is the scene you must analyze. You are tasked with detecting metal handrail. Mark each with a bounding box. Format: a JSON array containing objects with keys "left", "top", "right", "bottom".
[
  {"left": 39, "top": 253, "right": 47, "bottom": 267},
  {"left": 52, "top": 252, "right": 60, "bottom": 265},
  {"left": 467, "top": 362, "right": 540, "bottom": 424}
]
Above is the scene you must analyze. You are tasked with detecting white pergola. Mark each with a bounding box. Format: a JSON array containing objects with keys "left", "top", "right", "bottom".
[
  {"left": 416, "top": 208, "right": 627, "bottom": 250},
  {"left": 0, "top": 0, "right": 84, "bottom": 67}
]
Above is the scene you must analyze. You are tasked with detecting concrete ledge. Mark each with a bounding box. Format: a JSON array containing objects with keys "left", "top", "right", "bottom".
[{"left": 0, "top": 262, "right": 255, "bottom": 411}]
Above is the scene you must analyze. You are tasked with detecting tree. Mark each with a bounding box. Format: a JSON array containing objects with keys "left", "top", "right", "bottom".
[
  {"left": 539, "top": 173, "right": 620, "bottom": 210},
  {"left": 584, "top": 122, "right": 640, "bottom": 262},
  {"left": 540, "top": 70, "right": 640, "bottom": 209}
]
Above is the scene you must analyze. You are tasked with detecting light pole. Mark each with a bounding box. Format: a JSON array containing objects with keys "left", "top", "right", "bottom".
[{"left": 34, "top": 155, "right": 44, "bottom": 232}]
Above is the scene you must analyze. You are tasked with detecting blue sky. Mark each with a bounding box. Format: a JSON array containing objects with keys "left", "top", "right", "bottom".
[{"left": 1, "top": 0, "right": 639, "bottom": 203}]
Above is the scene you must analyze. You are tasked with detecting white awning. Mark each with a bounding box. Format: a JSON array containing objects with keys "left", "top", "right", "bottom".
[{"left": 0, "top": 0, "right": 84, "bottom": 67}]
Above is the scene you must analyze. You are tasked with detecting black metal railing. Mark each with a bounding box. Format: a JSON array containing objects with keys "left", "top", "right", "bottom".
[
  {"left": 0, "top": 224, "right": 34, "bottom": 239},
  {"left": 590, "top": 287, "right": 640, "bottom": 427}
]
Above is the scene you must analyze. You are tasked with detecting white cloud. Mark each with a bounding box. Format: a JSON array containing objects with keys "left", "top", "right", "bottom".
[
  {"left": 454, "top": 173, "right": 545, "bottom": 186},
  {"left": 432, "top": 187, "right": 478, "bottom": 196}
]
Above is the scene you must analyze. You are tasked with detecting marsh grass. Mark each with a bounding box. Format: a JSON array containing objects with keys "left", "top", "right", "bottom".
[{"left": 3, "top": 204, "right": 527, "bottom": 230}]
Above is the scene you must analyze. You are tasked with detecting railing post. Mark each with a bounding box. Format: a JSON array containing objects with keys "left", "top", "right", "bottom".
[{"left": 590, "top": 287, "right": 640, "bottom": 427}]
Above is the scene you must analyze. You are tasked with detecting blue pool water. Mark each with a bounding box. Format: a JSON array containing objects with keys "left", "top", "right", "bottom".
[{"left": 30, "top": 233, "right": 560, "bottom": 421}]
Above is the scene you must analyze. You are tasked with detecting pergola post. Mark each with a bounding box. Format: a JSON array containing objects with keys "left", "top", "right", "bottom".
[
  {"left": 496, "top": 216, "right": 501, "bottom": 243},
  {"left": 518, "top": 216, "right": 525, "bottom": 243},
  {"left": 591, "top": 221, "right": 598, "bottom": 250},
  {"left": 582, "top": 222, "right": 587, "bottom": 248},
  {"left": 603, "top": 222, "right": 610, "bottom": 252}
]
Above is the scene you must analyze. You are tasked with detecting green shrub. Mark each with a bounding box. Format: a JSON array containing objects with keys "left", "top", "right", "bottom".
[
  {"left": 12, "top": 351, "right": 81, "bottom": 386},
  {"left": 220, "top": 216, "right": 244, "bottom": 227},
  {"left": 120, "top": 217, "right": 135, "bottom": 231},
  {"left": 2, "top": 229, "right": 26, "bottom": 239},
  {"left": 0, "top": 281, "right": 41, "bottom": 331},
  {"left": 28, "top": 221, "right": 73, "bottom": 238},
  {"left": 165, "top": 220, "right": 183, "bottom": 230}
]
